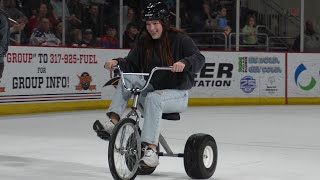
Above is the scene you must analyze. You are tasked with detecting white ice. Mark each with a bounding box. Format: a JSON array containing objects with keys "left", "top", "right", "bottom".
[{"left": 1, "top": 105, "right": 320, "bottom": 180}]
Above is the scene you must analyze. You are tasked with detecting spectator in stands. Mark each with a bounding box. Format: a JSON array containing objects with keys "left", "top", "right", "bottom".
[
  {"left": 123, "top": 6, "right": 134, "bottom": 27},
  {"left": 178, "top": 1, "right": 192, "bottom": 32},
  {"left": 80, "top": 28, "right": 96, "bottom": 47},
  {"left": 203, "top": 1, "right": 215, "bottom": 31},
  {"left": 207, "top": 0, "right": 219, "bottom": 16},
  {"left": 242, "top": 15, "right": 258, "bottom": 48},
  {"left": 188, "top": 0, "right": 207, "bottom": 32},
  {"left": 67, "top": 0, "right": 84, "bottom": 29},
  {"left": 123, "top": 22, "right": 139, "bottom": 49},
  {"left": 2, "top": 0, "right": 28, "bottom": 23},
  {"left": 30, "top": 17, "right": 61, "bottom": 46},
  {"left": 293, "top": 20, "right": 320, "bottom": 52},
  {"left": 214, "top": 5, "right": 231, "bottom": 36},
  {"left": 2, "top": 0, "right": 28, "bottom": 44},
  {"left": 26, "top": 3, "right": 58, "bottom": 37},
  {"left": 19, "top": 0, "right": 42, "bottom": 18},
  {"left": 69, "top": 28, "right": 82, "bottom": 46},
  {"left": 82, "top": 3, "right": 104, "bottom": 37},
  {"left": 188, "top": 1, "right": 216, "bottom": 49},
  {"left": 53, "top": 21, "right": 63, "bottom": 40},
  {"left": 123, "top": 6, "right": 141, "bottom": 33},
  {"left": 51, "top": 0, "right": 78, "bottom": 39},
  {"left": 99, "top": 24, "right": 119, "bottom": 48},
  {"left": 101, "top": 0, "right": 119, "bottom": 27},
  {"left": 29, "top": 7, "right": 38, "bottom": 20}
]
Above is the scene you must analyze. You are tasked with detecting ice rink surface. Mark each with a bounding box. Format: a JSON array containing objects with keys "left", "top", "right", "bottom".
[{"left": 1, "top": 105, "right": 320, "bottom": 180}]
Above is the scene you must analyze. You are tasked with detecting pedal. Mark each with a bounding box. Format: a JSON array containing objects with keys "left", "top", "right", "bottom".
[
  {"left": 93, "top": 120, "right": 110, "bottom": 141},
  {"left": 96, "top": 130, "right": 110, "bottom": 140},
  {"left": 139, "top": 161, "right": 153, "bottom": 169}
]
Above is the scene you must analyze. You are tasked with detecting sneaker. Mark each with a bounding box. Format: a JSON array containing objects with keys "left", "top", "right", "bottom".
[
  {"left": 93, "top": 120, "right": 115, "bottom": 140},
  {"left": 140, "top": 147, "right": 159, "bottom": 168}
]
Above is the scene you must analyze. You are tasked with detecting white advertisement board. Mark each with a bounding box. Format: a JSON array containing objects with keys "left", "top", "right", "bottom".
[
  {"left": 192, "top": 51, "right": 285, "bottom": 98},
  {"left": 0, "top": 46, "right": 128, "bottom": 104},
  {"left": 288, "top": 53, "right": 320, "bottom": 97},
  {"left": 0, "top": 47, "right": 285, "bottom": 105}
]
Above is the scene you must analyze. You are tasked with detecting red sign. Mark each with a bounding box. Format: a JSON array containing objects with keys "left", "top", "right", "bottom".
[{"left": 289, "top": 8, "right": 299, "bottom": 17}]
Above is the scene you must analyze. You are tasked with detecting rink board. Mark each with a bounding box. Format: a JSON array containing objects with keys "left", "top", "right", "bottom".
[
  {"left": 0, "top": 98, "right": 285, "bottom": 116},
  {"left": 0, "top": 47, "right": 319, "bottom": 115}
]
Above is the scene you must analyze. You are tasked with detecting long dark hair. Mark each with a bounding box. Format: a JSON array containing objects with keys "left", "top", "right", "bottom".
[{"left": 136, "top": 20, "right": 184, "bottom": 70}]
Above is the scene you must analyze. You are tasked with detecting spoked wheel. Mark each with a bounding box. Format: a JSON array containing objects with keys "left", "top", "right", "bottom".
[
  {"left": 184, "top": 133, "right": 218, "bottom": 179},
  {"left": 108, "top": 118, "right": 141, "bottom": 180}
]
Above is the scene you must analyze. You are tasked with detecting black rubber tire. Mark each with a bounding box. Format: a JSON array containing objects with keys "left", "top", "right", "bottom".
[
  {"left": 108, "top": 118, "right": 140, "bottom": 180},
  {"left": 125, "top": 133, "right": 139, "bottom": 172},
  {"left": 184, "top": 133, "right": 218, "bottom": 179}
]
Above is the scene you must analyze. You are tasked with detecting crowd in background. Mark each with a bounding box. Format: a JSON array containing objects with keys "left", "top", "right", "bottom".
[
  {"left": 1, "top": 0, "right": 319, "bottom": 51},
  {"left": 1, "top": 0, "right": 122, "bottom": 48}
]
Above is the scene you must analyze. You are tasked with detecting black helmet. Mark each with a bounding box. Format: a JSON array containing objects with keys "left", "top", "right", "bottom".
[{"left": 142, "top": 1, "right": 170, "bottom": 22}]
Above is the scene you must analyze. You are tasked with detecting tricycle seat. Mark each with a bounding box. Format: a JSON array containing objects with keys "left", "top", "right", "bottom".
[{"left": 162, "top": 113, "right": 180, "bottom": 121}]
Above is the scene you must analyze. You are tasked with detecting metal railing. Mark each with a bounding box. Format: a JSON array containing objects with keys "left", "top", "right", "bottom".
[
  {"left": 268, "top": 36, "right": 296, "bottom": 51},
  {"left": 262, "top": 0, "right": 300, "bottom": 29},
  {"left": 228, "top": 32, "right": 269, "bottom": 51},
  {"left": 249, "top": 0, "right": 300, "bottom": 38},
  {"left": 256, "top": 25, "right": 292, "bottom": 50},
  {"left": 186, "top": 31, "right": 298, "bottom": 52}
]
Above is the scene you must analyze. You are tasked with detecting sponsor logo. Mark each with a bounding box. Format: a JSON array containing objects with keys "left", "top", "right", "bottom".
[
  {"left": 238, "top": 56, "right": 282, "bottom": 73},
  {"left": 238, "top": 57, "right": 248, "bottom": 72},
  {"left": 75, "top": 72, "right": 96, "bottom": 91},
  {"left": 194, "top": 63, "right": 234, "bottom": 87},
  {"left": 265, "top": 76, "right": 278, "bottom": 95},
  {"left": 294, "top": 64, "right": 316, "bottom": 91},
  {"left": 240, "top": 76, "right": 256, "bottom": 93}
]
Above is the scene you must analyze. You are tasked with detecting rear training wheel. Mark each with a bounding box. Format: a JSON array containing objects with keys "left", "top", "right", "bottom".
[
  {"left": 108, "top": 118, "right": 141, "bottom": 180},
  {"left": 184, "top": 133, "right": 217, "bottom": 179}
]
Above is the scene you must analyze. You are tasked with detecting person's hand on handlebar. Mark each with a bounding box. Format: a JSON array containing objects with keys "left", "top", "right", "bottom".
[
  {"left": 172, "top": 62, "right": 185, "bottom": 72},
  {"left": 104, "top": 60, "right": 118, "bottom": 70}
]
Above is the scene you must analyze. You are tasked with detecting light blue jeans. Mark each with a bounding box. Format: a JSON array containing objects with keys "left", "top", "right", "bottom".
[{"left": 107, "top": 75, "right": 188, "bottom": 145}]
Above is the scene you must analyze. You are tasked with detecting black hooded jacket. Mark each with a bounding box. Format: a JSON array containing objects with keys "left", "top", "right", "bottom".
[{"left": 117, "top": 31, "right": 205, "bottom": 90}]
